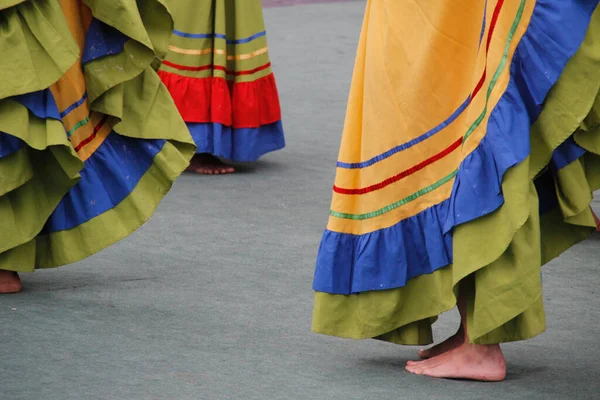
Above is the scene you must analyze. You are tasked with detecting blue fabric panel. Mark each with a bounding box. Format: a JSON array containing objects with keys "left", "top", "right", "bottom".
[
  {"left": 82, "top": 18, "right": 128, "bottom": 65},
  {"left": 44, "top": 132, "right": 166, "bottom": 232},
  {"left": 0, "top": 134, "right": 24, "bottom": 159},
  {"left": 0, "top": 89, "right": 61, "bottom": 158},
  {"left": 187, "top": 121, "right": 285, "bottom": 162},
  {"left": 443, "top": 0, "right": 598, "bottom": 233},
  {"left": 550, "top": 136, "right": 586, "bottom": 171},
  {"left": 314, "top": 200, "right": 452, "bottom": 294},
  {"left": 314, "top": 0, "right": 599, "bottom": 295},
  {"left": 14, "top": 89, "right": 61, "bottom": 120}
]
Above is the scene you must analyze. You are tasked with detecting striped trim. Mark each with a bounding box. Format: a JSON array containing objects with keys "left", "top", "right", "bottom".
[
  {"left": 227, "top": 31, "right": 266, "bottom": 44},
  {"left": 234, "top": 62, "right": 271, "bottom": 76},
  {"left": 162, "top": 60, "right": 219, "bottom": 72},
  {"left": 479, "top": 1, "right": 488, "bottom": 46},
  {"left": 470, "top": 0, "right": 505, "bottom": 107},
  {"left": 173, "top": 30, "right": 226, "bottom": 39},
  {"left": 228, "top": 47, "right": 269, "bottom": 61},
  {"left": 60, "top": 92, "right": 87, "bottom": 118},
  {"left": 334, "top": 138, "right": 462, "bottom": 195},
  {"left": 330, "top": 170, "right": 458, "bottom": 220},
  {"left": 334, "top": 1, "right": 501, "bottom": 170},
  {"left": 168, "top": 45, "right": 268, "bottom": 61},
  {"left": 168, "top": 45, "right": 226, "bottom": 56},
  {"left": 464, "top": 0, "right": 525, "bottom": 142},
  {"left": 172, "top": 30, "right": 266, "bottom": 45},
  {"left": 161, "top": 60, "right": 272, "bottom": 76},
  {"left": 67, "top": 114, "right": 91, "bottom": 137},
  {"left": 330, "top": 0, "right": 526, "bottom": 219},
  {"left": 74, "top": 115, "right": 108, "bottom": 152},
  {"left": 337, "top": 97, "right": 470, "bottom": 169}
]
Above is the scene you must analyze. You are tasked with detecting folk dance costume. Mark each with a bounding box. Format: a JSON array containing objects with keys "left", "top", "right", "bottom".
[
  {"left": 313, "top": 0, "right": 600, "bottom": 378},
  {"left": 0, "top": 0, "right": 195, "bottom": 292}
]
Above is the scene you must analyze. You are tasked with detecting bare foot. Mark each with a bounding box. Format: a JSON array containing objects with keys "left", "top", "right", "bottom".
[
  {"left": 405, "top": 343, "right": 506, "bottom": 381},
  {"left": 187, "top": 154, "right": 235, "bottom": 175},
  {"left": 593, "top": 210, "right": 600, "bottom": 232},
  {"left": 412, "top": 327, "right": 464, "bottom": 361},
  {"left": 0, "top": 270, "right": 22, "bottom": 294}
]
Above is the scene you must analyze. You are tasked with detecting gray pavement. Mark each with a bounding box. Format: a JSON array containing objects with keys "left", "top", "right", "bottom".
[{"left": 2, "top": 2, "right": 600, "bottom": 399}]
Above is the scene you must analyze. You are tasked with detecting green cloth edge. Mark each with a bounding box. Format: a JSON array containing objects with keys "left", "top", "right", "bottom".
[{"left": 312, "top": 7, "right": 600, "bottom": 345}]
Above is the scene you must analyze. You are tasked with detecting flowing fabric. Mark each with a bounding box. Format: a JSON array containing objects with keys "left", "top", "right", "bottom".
[
  {"left": 313, "top": 0, "right": 600, "bottom": 345},
  {"left": 0, "top": 0, "right": 195, "bottom": 271},
  {"left": 159, "top": 0, "right": 285, "bottom": 162}
]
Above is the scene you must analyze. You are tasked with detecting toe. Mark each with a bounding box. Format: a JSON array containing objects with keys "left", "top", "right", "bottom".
[
  {"left": 405, "top": 365, "right": 423, "bottom": 375},
  {"left": 405, "top": 364, "right": 417, "bottom": 373}
]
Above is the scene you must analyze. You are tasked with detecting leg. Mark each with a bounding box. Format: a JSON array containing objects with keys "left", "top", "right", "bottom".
[
  {"left": 186, "top": 154, "right": 235, "bottom": 175},
  {"left": 416, "top": 324, "right": 464, "bottom": 360},
  {"left": 409, "top": 289, "right": 468, "bottom": 361},
  {"left": 0, "top": 270, "right": 22, "bottom": 294},
  {"left": 405, "top": 288, "right": 507, "bottom": 381},
  {"left": 592, "top": 209, "right": 600, "bottom": 232}
]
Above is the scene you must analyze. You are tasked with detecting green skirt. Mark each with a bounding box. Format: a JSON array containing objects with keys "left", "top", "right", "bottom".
[
  {"left": 0, "top": 0, "right": 195, "bottom": 272},
  {"left": 313, "top": 2, "right": 600, "bottom": 345},
  {"left": 158, "top": 0, "right": 286, "bottom": 162}
]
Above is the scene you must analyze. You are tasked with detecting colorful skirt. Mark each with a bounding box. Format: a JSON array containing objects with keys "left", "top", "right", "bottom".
[
  {"left": 313, "top": 0, "right": 600, "bottom": 345},
  {"left": 158, "top": 0, "right": 286, "bottom": 162},
  {"left": 0, "top": 0, "right": 195, "bottom": 272}
]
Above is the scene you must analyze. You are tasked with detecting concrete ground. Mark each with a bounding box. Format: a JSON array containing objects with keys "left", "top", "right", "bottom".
[{"left": 2, "top": 1, "right": 600, "bottom": 399}]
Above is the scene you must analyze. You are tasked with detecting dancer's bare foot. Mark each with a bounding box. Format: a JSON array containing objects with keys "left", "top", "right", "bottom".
[
  {"left": 0, "top": 270, "right": 22, "bottom": 294},
  {"left": 187, "top": 154, "right": 235, "bottom": 175},
  {"left": 412, "top": 327, "right": 465, "bottom": 361},
  {"left": 405, "top": 343, "right": 506, "bottom": 381}
]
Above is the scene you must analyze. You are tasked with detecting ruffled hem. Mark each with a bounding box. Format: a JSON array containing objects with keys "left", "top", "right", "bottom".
[
  {"left": 35, "top": 140, "right": 190, "bottom": 269},
  {"left": 188, "top": 121, "right": 285, "bottom": 161},
  {"left": 0, "top": 98, "right": 81, "bottom": 255},
  {"left": 0, "top": 0, "right": 194, "bottom": 271},
  {"left": 443, "top": 0, "right": 598, "bottom": 232},
  {"left": 43, "top": 133, "right": 167, "bottom": 232},
  {"left": 158, "top": 70, "right": 282, "bottom": 128},
  {"left": 0, "top": 95, "right": 80, "bottom": 200},
  {"left": 314, "top": 200, "right": 452, "bottom": 294},
  {"left": 7, "top": 86, "right": 178, "bottom": 234},
  {"left": 313, "top": 0, "right": 599, "bottom": 296},
  {"left": 0, "top": 0, "right": 79, "bottom": 99}
]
